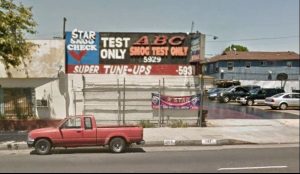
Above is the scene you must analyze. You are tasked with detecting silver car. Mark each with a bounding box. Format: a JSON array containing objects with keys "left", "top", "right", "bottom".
[{"left": 265, "top": 93, "right": 300, "bottom": 110}]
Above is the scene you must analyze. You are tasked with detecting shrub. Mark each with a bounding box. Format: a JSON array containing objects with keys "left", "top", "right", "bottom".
[
  {"left": 139, "top": 120, "right": 156, "bottom": 128},
  {"left": 168, "top": 120, "right": 188, "bottom": 128}
]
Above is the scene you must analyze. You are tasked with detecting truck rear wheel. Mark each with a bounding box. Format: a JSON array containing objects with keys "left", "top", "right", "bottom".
[
  {"left": 109, "top": 138, "right": 126, "bottom": 153},
  {"left": 35, "top": 139, "right": 52, "bottom": 155}
]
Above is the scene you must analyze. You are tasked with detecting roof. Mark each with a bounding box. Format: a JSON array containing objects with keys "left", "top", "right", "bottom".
[
  {"left": 201, "top": 51, "right": 300, "bottom": 63},
  {"left": 189, "top": 57, "right": 206, "bottom": 63}
]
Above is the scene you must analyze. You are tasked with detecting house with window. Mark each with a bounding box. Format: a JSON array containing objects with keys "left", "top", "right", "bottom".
[{"left": 201, "top": 51, "right": 299, "bottom": 81}]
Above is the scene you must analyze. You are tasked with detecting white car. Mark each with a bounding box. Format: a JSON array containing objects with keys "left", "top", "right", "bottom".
[{"left": 265, "top": 93, "right": 300, "bottom": 110}]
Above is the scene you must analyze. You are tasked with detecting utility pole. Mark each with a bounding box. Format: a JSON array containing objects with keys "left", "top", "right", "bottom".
[
  {"left": 198, "top": 33, "right": 206, "bottom": 127},
  {"left": 190, "top": 21, "right": 194, "bottom": 33},
  {"left": 63, "top": 17, "right": 67, "bottom": 39}
]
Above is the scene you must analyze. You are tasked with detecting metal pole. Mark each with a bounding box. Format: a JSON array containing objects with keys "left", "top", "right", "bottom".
[
  {"left": 122, "top": 78, "right": 126, "bottom": 125},
  {"left": 198, "top": 73, "right": 204, "bottom": 127},
  {"left": 72, "top": 80, "right": 76, "bottom": 116},
  {"left": 162, "top": 78, "right": 165, "bottom": 125},
  {"left": 74, "top": 91, "right": 76, "bottom": 116},
  {"left": 198, "top": 33, "right": 206, "bottom": 127},
  {"left": 117, "top": 79, "right": 121, "bottom": 125},
  {"left": 158, "top": 80, "right": 161, "bottom": 127},
  {"left": 63, "top": 17, "right": 67, "bottom": 39},
  {"left": 82, "top": 75, "right": 86, "bottom": 115}
]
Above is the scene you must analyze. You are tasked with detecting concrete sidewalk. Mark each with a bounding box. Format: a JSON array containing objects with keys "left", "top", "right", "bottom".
[{"left": 0, "top": 119, "right": 299, "bottom": 151}]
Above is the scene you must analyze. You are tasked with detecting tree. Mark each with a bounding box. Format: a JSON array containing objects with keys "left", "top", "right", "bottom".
[
  {"left": 0, "top": 0, "right": 37, "bottom": 70},
  {"left": 223, "top": 44, "right": 249, "bottom": 53}
]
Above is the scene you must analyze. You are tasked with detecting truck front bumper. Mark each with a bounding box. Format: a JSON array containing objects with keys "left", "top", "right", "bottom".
[
  {"left": 136, "top": 140, "right": 145, "bottom": 145},
  {"left": 27, "top": 138, "right": 34, "bottom": 148}
]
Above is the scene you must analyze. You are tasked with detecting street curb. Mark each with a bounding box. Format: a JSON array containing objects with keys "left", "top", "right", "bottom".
[
  {"left": 1, "top": 139, "right": 298, "bottom": 151},
  {"left": 143, "top": 139, "right": 255, "bottom": 147},
  {"left": 0, "top": 139, "right": 255, "bottom": 151}
]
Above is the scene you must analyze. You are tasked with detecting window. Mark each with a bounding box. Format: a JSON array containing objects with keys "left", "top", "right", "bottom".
[
  {"left": 260, "top": 61, "right": 267, "bottom": 66},
  {"left": 84, "top": 117, "right": 93, "bottom": 129},
  {"left": 209, "top": 64, "right": 214, "bottom": 73},
  {"left": 292, "top": 94, "right": 300, "bottom": 99},
  {"left": 215, "top": 62, "right": 219, "bottom": 72},
  {"left": 63, "top": 117, "right": 81, "bottom": 129},
  {"left": 227, "top": 62, "right": 234, "bottom": 71},
  {"left": 2, "top": 88, "right": 34, "bottom": 118},
  {"left": 245, "top": 62, "right": 251, "bottom": 69},
  {"left": 268, "top": 61, "right": 275, "bottom": 66},
  {"left": 287, "top": 61, "right": 292, "bottom": 68},
  {"left": 283, "top": 94, "right": 292, "bottom": 99}
]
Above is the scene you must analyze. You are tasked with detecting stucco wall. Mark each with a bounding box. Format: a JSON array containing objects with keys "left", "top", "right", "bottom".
[{"left": 0, "top": 40, "right": 65, "bottom": 78}]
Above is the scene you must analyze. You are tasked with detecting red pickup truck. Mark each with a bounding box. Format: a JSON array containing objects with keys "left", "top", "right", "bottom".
[{"left": 27, "top": 115, "right": 144, "bottom": 155}]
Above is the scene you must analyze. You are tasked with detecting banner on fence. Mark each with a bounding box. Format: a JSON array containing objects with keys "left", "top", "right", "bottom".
[{"left": 151, "top": 93, "right": 200, "bottom": 110}]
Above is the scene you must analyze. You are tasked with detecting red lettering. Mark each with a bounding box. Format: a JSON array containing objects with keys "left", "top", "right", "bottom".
[
  {"left": 133, "top": 35, "right": 186, "bottom": 46},
  {"left": 169, "top": 36, "right": 185, "bottom": 46},
  {"left": 152, "top": 35, "right": 167, "bottom": 46},
  {"left": 133, "top": 36, "right": 149, "bottom": 45},
  {"left": 130, "top": 47, "right": 150, "bottom": 56}
]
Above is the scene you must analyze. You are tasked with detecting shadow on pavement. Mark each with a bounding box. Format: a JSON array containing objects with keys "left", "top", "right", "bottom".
[{"left": 30, "top": 147, "right": 145, "bottom": 155}]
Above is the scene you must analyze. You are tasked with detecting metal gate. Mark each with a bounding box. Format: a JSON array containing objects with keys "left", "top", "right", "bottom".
[{"left": 1, "top": 88, "right": 34, "bottom": 119}]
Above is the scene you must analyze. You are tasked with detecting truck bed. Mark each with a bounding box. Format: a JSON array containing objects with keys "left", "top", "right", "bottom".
[{"left": 97, "top": 125, "right": 141, "bottom": 128}]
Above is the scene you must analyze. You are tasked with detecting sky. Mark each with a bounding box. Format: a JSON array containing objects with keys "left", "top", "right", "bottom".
[{"left": 17, "top": 0, "right": 299, "bottom": 56}]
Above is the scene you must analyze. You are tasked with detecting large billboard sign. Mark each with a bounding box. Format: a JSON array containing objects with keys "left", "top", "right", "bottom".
[{"left": 66, "top": 29, "right": 194, "bottom": 75}]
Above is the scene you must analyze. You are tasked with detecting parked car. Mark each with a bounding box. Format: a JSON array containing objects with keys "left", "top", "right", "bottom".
[
  {"left": 217, "top": 85, "right": 261, "bottom": 103},
  {"left": 27, "top": 115, "right": 145, "bottom": 155},
  {"left": 237, "top": 88, "right": 285, "bottom": 106},
  {"left": 265, "top": 93, "right": 300, "bottom": 110},
  {"left": 207, "top": 88, "right": 226, "bottom": 100},
  {"left": 214, "top": 80, "right": 241, "bottom": 88}
]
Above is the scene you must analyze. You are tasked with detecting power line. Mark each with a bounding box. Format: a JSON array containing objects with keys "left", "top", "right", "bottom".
[{"left": 207, "top": 35, "right": 299, "bottom": 43}]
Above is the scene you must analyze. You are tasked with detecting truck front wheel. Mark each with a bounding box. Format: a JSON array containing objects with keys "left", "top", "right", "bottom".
[
  {"left": 109, "top": 137, "right": 126, "bottom": 153},
  {"left": 35, "top": 139, "right": 52, "bottom": 155}
]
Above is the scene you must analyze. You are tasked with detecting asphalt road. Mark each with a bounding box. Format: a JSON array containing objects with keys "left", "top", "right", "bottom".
[
  {"left": 0, "top": 145, "right": 298, "bottom": 173},
  {"left": 204, "top": 99, "right": 299, "bottom": 119}
]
